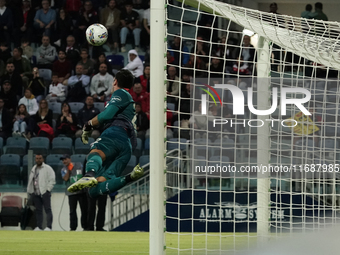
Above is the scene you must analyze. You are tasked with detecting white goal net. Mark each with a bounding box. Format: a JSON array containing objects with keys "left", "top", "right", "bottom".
[{"left": 151, "top": 0, "right": 340, "bottom": 254}]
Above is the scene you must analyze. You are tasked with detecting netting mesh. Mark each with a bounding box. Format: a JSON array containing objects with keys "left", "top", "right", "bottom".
[{"left": 163, "top": 0, "right": 340, "bottom": 254}]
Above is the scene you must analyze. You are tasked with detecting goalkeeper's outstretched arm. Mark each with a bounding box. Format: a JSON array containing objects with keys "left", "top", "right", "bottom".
[{"left": 81, "top": 104, "right": 120, "bottom": 144}]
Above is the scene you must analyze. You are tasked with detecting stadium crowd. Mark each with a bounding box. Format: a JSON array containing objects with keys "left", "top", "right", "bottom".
[
  {"left": 0, "top": 0, "right": 332, "bottom": 143},
  {"left": 0, "top": 0, "right": 154, "bottom": 143}
]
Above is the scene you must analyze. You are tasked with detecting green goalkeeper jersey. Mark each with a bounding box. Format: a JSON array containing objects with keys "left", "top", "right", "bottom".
[{"left": 97, "top": 88, "right": 136, "bottom": 127}]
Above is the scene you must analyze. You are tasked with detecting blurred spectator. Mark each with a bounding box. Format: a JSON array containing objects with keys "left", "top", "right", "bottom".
[
  {"left": 168, "top": 35, "right": 189, "bottom": 66},
  {"left": 130, "top": 78, "right": 149, "bottom": 117},
  {"left": 90, "top": 63, "right": 114, "bottom": 102},
  {"left": 0, "top": 97, "right": 12, "bottom": 139},
  {"left": 135, "top": 102, "right": 149, "bottom": 140},
  {"left": 61, "top": 154, "right": 88, "bottom": 231},
  {"left": 27, "top": 154, "right": 55, "bottom": 231},
  {"left": 301, "top": 4, "right": 317, "bottom": 19},
  {"left": 12, "top": 103, "right": 29, "bottom": 137},
  {"left": 314, "top": 2, "right": 328, "bottom": 21},
  {"left": 184, "top": 54, "right": 207, "bottom": 78},
  {"left": 74, "top": 0, "right": 99, "bottom": 45},
  {"left": 179, "top": 83, "right": 192, "bottom": 121},
  {"left": 141, "top": 0, "right": 150, "bottom": 51},
  {"left": 167, "top": 51, "right": 175, "bottom": 65},
  {"left": 269, "top": 2, "right": 279, "bottom": 14},
  {"left": 0, "top": 58, "right": 4, "bottom": 76},
  {"left": 67, "top": 64, "right": 90, "bottom": 102},
  {"left": 0, "top": 42, "right": 11, "bottom": 63},
  {"left": 18, "top": 88, "right": 39, "bottom": 115},
  {"left": 52, "top": 49, "right": 72, "bottom": 85},
  {"left": 13, "top": 0, "right": 35, "bottom": 46},
  {"left": 8, "top": 47, "right": 31, "bottom": 86},
  {"left": 27, "top": 67, "right": 45, "bottom": 102},
  {"left": 191, "top": 35, "right": 210, "bottom": 64},
  {"left": 0, "top": 80, "right": 17, "bottom": 114},
  {"left": 235, "top": 35, "right": 256, "bottom": 71},
  {"left": 1, "top": 61, "right": 23, "bottom": 97},
  {"left": 0, "top": 0, "right": 13, "bottom": 46},
  {"left": 56, "top": 101, "right": 78, "bottom": 137},
  {"left": 100, "top": 0, "right": 121, "bottom": 52},
  {"left": 139, "top": 65, "right": 150, "bottom": 92},
  {"left": 36, "top": 35, "right": 57, "bottom": 69},
  {"left": 65, "top": 0, "right": 82, "bottom": 21},
  {"left": 75, "top": 96, "right": 100, "bottom": 139},
  {"left": 123, "top": 49, "right": 144, "bottom": 78},
  {"left": 120, "top": 1, "right": 141, "bottom": 52},
  {"left": 93, "top": 53, "right": 113, "bottom": 75},
  {"left": 166, "top": 66, "right": 179, "bottom": 104},
  {"left": 65, "top": 35, "right": 80, "bottom": 69},
  {"left": 209, "top": 55, "right": 224, "bottom": 78},
  {"left": 77, "top": 48, "right": 94, "bottom": 76},
  {"left": 232, "top": 57, "right": 250, "bottom": 75},
  {"left": 54, "top": 8, "right": 73, "bottom": 48},
  {"left": 26, "top": 99, "right": 53, "bottom": 140},
  {"left": 86, "top": 193, "right": 107, "bottom": 231},
  {"left": 46, "top": 73, "right": 66, "bottom": 102},
  {"left": 189, "top": 103, "right": 208, "bottom": 139},
  {"left": 33, "top": 0, "right": 56, "bottom": 39},
  {"left": 21, "top": 37, "right": 33, "bottom": 60}
]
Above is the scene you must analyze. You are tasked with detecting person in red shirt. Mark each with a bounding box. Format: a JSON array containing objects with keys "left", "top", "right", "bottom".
[
  {"left": 139, "top": 65, "right": 150, "bottom": 92},
  {"left": 129, "top": 77, "right": 149, "bottom": 118},
  {"left": 52, "top": 49, "right": 72, "bottom": 85}
]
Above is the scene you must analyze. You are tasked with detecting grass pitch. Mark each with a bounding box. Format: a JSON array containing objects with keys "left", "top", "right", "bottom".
[{"left": 0, "top": 231, "right": 255, "bottom": 255}]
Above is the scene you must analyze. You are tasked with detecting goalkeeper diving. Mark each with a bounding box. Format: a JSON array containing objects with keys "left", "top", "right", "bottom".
[{"left": 67, "top": 69, "right": 144, "bottom": 198}]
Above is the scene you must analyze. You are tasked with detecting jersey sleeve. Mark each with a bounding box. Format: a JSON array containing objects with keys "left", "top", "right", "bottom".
[{"left": 97, "top": 89, "right": 131, "bottom": 124}]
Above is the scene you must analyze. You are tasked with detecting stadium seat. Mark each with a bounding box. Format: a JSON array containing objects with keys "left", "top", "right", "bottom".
[
  {"left": 49, "top": 102, "right": 62, "bottom": 119},
  {"left": 134, "top": 138, "right": 143, "bottom": 158},
  {"left": 51, "top": 137, "right": 73, "bottom": 155},
  {"left": 74, "top": 137, "right": 95, "bottom": 154},
  {"left": 167, "top": 103, "right": 175, "bottom": 111},
  {"left": 0, "top": 137, "right": 3, "bottom": 154},
  {"left": 29, "top": 137, "right": 50, "bottom": 157},
  {"left": 143, "top": 138, "right": 150, "bottom": 155},
  {"left": 5, "top": 137, "right": 27, "bottom": 156},
  {"left": 120, "top": 155, "right": 137, "bottom": 176},
  {"left": 0, "top": 154, "right": 21, "bottom": 184},
  {"left": 70, "top": 154, "right": 86, "bottom": 165},
  {"left": 94, "top": 102, "right": 105, "bottom": 112},
  {"left": 0, "top": 195, "right": 23, "bottom": 227},
  {"left": 46, "top": 154, "right": 64, "bottom": 184},
  {"left": 139, "top": 55, "right": 145, "bottom": 63},
  {"left": 139, "top": 155, "right": 150, "bottom": 167},
  {"left": 68, "top": 102, "right": 85, "bottom": 114},
  {"left": 22, "top": 155, "right": 29, "bottom": 185},
  {"left": 38, "top": 68, "right": 52, "bottom": 82},
  {"left": 167, "top": 138, "right": 187, "bottom": 151},
  {"left": 106, "top": 54, "right": 124, "bottom": 69}
]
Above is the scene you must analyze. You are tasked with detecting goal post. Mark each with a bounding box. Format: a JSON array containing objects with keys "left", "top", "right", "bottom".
[
  {"left": 150, "top": 0, "right": 340, "bottom": 254},
  {"left": 149, "top": 0, "right": 166, "bottom": 254}
]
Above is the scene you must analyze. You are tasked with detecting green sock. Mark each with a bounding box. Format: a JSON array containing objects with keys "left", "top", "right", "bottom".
[{"left": 89, "top": 176, "right": 127, "bottom": 198}]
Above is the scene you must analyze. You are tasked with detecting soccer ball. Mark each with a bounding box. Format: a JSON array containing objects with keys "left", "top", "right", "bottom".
[{"left": 86, "top": 24, "right": 108, "bottom": 46}]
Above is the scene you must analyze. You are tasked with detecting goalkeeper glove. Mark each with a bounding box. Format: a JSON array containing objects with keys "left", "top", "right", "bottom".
[{"left": 81, "top": 122, "right": 93, "bottom": 144}]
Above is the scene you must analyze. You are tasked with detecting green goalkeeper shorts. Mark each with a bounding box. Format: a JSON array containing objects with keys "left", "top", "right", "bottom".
[{"left": 90, "top": 126, "right": 132, "bottom": 179}]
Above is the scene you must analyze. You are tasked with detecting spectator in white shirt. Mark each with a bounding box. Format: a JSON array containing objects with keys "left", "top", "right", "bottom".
[
  {"left": 90, "top": 63, "right": 114, "bottom": 102},
  {"left": 67, "top": 64, "right": 90, "bottom": 102},
  {"left": 45, "top": 73, "right": 66, "bottom": 102},
  {"left": 18, "top": 88, "right": 39, "bottom": 115},
  {"left": 123, "top": 49, "right": 144, "bottom": 78}
]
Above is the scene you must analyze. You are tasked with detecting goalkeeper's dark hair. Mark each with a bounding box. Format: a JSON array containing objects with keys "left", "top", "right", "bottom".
[{"left": 115, "top": 70, "right": 134, "bottom": 89}]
